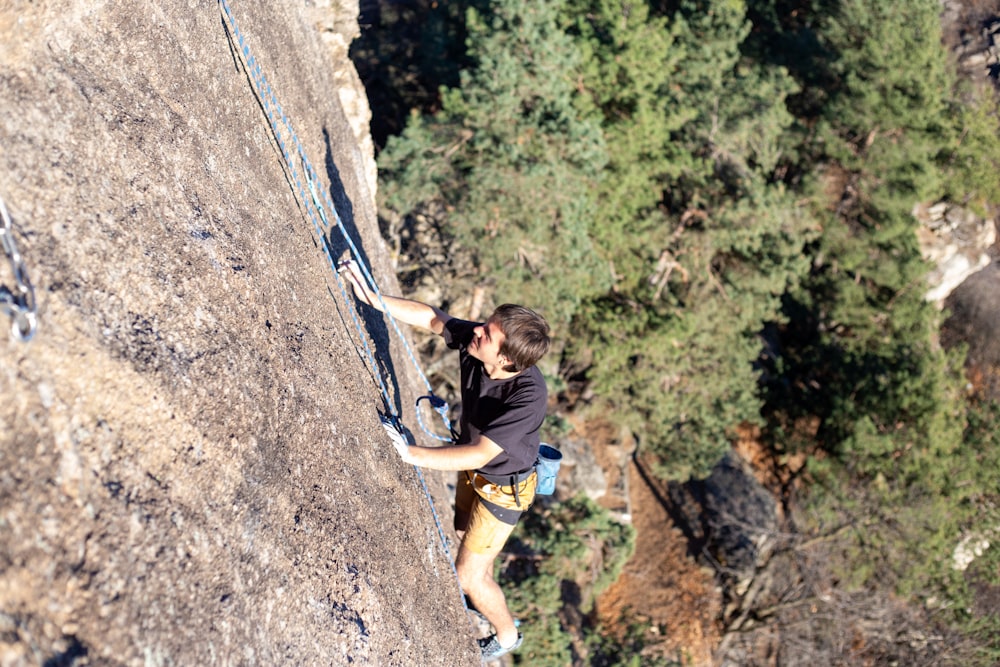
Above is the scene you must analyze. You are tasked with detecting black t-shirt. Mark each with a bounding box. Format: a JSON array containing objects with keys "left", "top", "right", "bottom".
[{"left": 443, "top": 318, "right": 547, "bottom": 475}]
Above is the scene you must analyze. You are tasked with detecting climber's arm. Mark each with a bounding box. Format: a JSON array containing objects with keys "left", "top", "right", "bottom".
[
  {"left": 400, "top": 435, "right": 503, "bottom": 471},
  {"left": 340, "top": 259, "right": 451, "bottom": 335}
]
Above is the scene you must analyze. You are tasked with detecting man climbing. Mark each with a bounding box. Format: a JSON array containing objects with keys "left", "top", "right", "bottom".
[{"left": 340, "top": 259, "right": 550, "bottom": 661}]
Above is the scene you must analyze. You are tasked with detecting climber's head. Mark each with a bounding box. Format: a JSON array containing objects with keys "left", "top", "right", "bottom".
[{"left": 490, "top": 304, "right": 550, "bottom": 373}]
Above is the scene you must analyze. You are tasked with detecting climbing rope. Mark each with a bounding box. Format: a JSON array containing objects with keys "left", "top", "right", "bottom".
[
  {"left": 217, "top": 0, "right": 467, "bottom": 610},
  {"left": 219, "top": 0, "right": 452, "bottom": 441},
  {"left": 0, "top": 194, "right": 37, "bottom": 343},
  {"left": 416, "top": 394, "right": 459, "bottom": 443}
]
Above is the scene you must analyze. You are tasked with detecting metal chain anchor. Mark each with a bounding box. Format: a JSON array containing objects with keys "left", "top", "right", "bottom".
[{"left": 0, "top": 195, "right": 37, "bottom": 342}]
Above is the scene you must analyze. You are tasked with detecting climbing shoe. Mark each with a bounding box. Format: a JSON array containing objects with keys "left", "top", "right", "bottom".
[{"left": 478, "top": 632, "right": 522, "bottom": 661}]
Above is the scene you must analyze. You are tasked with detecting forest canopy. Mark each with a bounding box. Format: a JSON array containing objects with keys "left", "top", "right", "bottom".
[{"left": 352, "top": 0, "right": 1000, "bottom": 663}]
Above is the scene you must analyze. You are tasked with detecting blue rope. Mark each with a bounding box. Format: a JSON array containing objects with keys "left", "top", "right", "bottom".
[
  {"left": 218, "top": 0, "right": 466, "bottom": 604},
  {"left": 417, "top": 394, "right": 459, "bottom": 443},
  {"left": 220, "top": 0, "right": 452, "bottom": 443}
]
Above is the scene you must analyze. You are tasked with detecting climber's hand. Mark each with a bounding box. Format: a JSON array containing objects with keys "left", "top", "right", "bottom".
[
  {"left": 338, "top": 259, "right": 376, "bottom": 307},
  {"left": 381, "top": 417, "right": 416, "bottom": 464}
]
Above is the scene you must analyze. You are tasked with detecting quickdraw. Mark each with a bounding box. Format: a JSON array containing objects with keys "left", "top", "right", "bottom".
[
  {"left": 218, "top": 0, "right": 466, "bottom": 617},
  {"left": 0, "top": 195, "right": 37, "bottom": 343}
]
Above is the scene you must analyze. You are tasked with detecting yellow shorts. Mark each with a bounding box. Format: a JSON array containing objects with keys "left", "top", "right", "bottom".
[{"left": 455, "top": 471, "right": 537, "bottom": 555}]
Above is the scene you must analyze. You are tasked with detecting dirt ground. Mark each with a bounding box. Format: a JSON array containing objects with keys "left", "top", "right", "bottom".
[{"left": 584, "top": 418, "right": 722, "bottom": 666}]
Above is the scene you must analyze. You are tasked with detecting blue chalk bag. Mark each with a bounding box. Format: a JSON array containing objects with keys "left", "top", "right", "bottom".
[{"left": 535, "top": 444, "right": 562, "bottom": 496}]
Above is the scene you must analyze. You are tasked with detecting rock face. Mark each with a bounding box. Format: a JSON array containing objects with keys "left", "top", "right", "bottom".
[
  {"left": 552, "top": 435, "right": 607, "bottom": 501},
  {"left": 0, "top": 2, "right": 475, "bottom": 665}
]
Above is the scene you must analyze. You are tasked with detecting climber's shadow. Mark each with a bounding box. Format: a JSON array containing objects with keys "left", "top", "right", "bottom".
[
  {"left": 321, "top": 127, "right": 403, "bottom": 421},
  {"left": 219, "top": 12, "right": 403, "bottom": 421}
]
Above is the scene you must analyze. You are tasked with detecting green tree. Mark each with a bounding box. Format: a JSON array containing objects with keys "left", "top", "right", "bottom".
[
  {"left": 562, "top": 0, "right": 694, "bottom": 281},
  {"left": 500, "top": 496, "right": 635, "bottom": 666},
  {"left": 566, "top": 0, "right": 813, "bottom": 478},
  {"left": 943, "top": 92, "right": 1000, "bottom": 213},
  {"left": 755, "top": 1, "right": 998, "bottom": 656},
  {"left": 765, "top": 0, "right": 968, "bottom": 469},
  {"left": 376, "top": 0, "right": 814, "bottom": 478},
  {"left": 378, "top": 0, "right": 610, "bottom": 328}
]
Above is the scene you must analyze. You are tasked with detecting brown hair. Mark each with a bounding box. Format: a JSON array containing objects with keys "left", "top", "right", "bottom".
[{"left": 492, "top": 304, "right": 551, "bottom": 372}]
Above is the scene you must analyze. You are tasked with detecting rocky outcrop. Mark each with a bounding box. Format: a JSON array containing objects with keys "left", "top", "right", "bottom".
[
  {"left": 0, "top": 2, "right": 474, "bottom": 665},
  {"left": 944, "top": 2, "right": 1000, "bottom": 86},
  {"left": 552, "top": 435, "right": 607, "bottom": 502},
  {"left": 666, "top": 451, "right": 779, "bottom": 618},
  {"left": 914, "top": 201, "right": 997, "bottom": 306},
  {"left": 307, "top": 0, "right": 378, "bottom": 199},
  {"left": 943, "top": 261, "right": 1000, "bottom": 398}
]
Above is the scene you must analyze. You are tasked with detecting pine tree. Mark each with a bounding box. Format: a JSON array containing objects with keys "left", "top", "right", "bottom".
[
  {"left": 567, "top": 0, "right": 813, "bottom": 477},
  {"left": 562, "top": 0, "right": 693, "bottom": 282},
  {"left": 768, "top": 0, "right": 967, "bottom": 467},
  {"left": 378, "top": 0, "right": 610, "bottom": 328},
  {"left": 759, "top": 0, "right": 991, "bottom": 636}
]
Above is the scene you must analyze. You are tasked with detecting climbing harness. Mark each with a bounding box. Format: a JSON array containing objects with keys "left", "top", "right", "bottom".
[
  {"left": 468, "top": 468, "right": 536, "bottom": 510},
  {"left": 217, "top": 0, "right": 469, "bottom": 614},
  {"left": 0, "top": 195, "right": 37, "bottom": 343}
]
